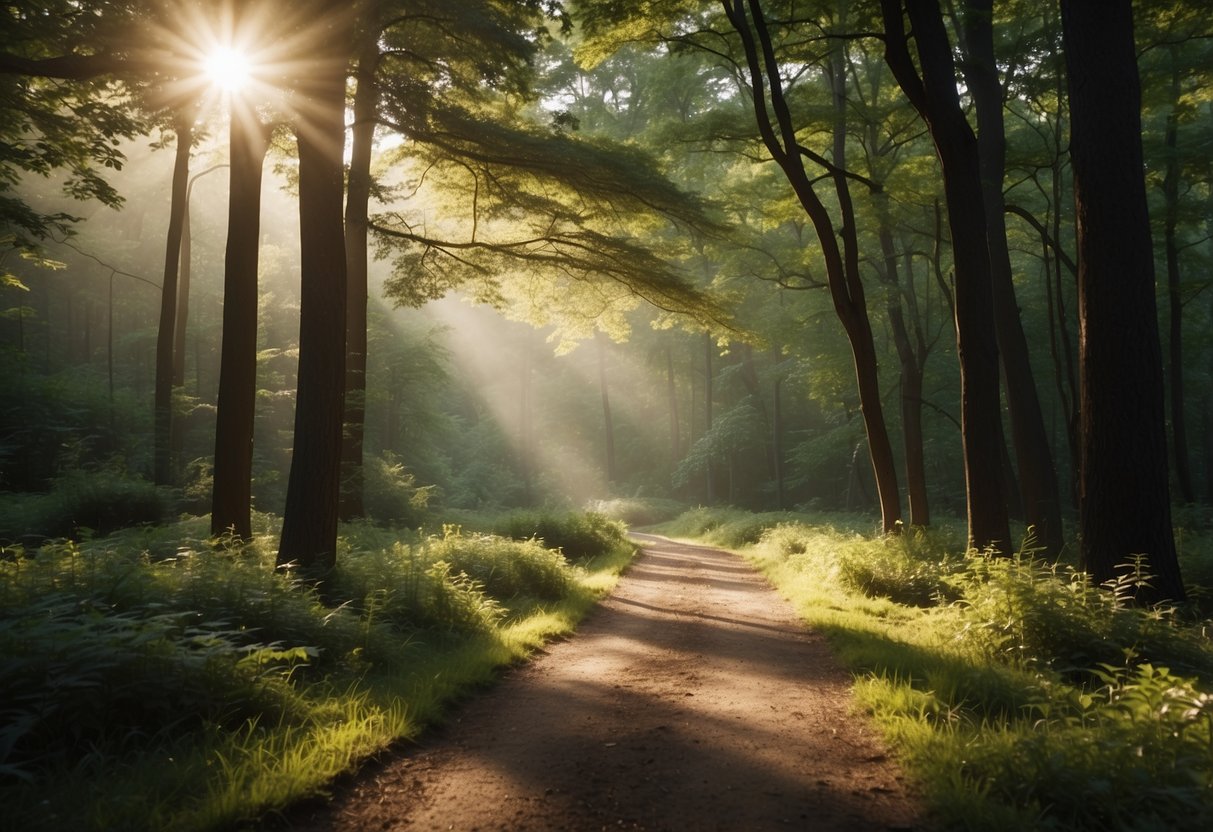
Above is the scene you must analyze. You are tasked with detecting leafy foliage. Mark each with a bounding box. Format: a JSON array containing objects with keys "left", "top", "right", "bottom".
[
  {"left": 0, "top": 466, "right": 171, "bottom": 541},
  {"left": 492, "top": 509, "right": 628, "bottom": 562},
  {"left": 662, "top": 507, "right": 1213, "bottom": 829},
  {"left": 0, "top": 511, "right": 632, "bottom": 830}
]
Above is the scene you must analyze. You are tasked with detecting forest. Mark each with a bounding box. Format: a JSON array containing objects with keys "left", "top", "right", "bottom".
[{"left": 2, "top": 0, "right": 1212, "bottom": 829}]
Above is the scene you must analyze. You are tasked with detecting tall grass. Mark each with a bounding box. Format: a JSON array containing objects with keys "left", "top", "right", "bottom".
[
  {"left": 0, "top": 512, "right": 635, "bottom": 832},
  {"left": 656, "top": 507, "right": 1213, "bottom": 830}
]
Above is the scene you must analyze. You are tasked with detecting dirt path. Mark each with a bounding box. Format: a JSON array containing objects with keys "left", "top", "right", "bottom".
[{"left": 285, "top": 534, "right": 923, "bottom": 831}]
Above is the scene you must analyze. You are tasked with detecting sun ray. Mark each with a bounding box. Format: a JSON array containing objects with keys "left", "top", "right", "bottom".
[{"left": 204, "top": 46, "right": 251, "bottom": 93}]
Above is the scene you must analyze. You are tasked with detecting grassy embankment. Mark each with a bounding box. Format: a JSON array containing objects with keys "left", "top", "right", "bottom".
[
  {"left": 0, "top": 508, "right": 634, "bottom": 832},
  {"left": 643, "top": 503, "right": 1213, "bottom": 831}
]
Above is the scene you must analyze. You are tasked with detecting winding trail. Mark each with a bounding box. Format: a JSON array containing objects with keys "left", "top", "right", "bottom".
[{"left": 286, "top": 534, "right": 923, "bottom": 831}]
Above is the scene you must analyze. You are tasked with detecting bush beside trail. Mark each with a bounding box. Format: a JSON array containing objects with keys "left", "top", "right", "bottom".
[
  {"left": 651, "top": 507, "right": 1213, "bottom": 831},
  {"left": 0, "top": 510, "right": 635, "bottom": 832}
]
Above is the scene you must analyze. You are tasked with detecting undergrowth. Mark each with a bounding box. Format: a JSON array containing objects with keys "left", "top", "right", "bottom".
[
  {"left": 0, "top": 511, "right": 635, "bottom": 832},
  {"left": 656, "top": 507, "right": 1213, "bottom": 831}
]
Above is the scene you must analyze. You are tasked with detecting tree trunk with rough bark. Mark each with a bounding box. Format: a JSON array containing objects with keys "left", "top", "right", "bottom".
[
  {"left": 339, "top": 35, "right": 379, "bottom": 522},
  {"left": 962, "top": 0, "right": 1063, "bottom": 554},
  {"left": 211, "top": 114, "right": 271, "bottom": 539},
  {"left": 722, "top": 0, "right": 903, "bottom": 532},
  {"left": 278, "top": 8, "right": 352, "bottom": 577},
  {"left": 1061, "top": 0, "right": 1184, "bottom": 602},
  {"left": 880, "top": 0, "right": 1009, "bottom": 552}
]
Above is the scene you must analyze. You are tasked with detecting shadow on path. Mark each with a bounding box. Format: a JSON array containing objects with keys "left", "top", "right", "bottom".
[{"left": 284, "top": 534, "right": 923, "bottom": 832}]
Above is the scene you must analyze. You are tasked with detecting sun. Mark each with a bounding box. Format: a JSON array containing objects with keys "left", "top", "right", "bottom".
[{"left": 204, "top": 46, "right": 252, "bottom": 93}]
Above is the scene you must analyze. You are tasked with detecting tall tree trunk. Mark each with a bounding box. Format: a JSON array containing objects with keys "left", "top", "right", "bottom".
[
  {"left": 666, "top": 342, "right": 680, "bottom": 476},
  {"left": 154, "top": 111, "right": 192, "bottom": 486},
  {"left": 339, "top": 34, "right": 379, "bottom": 521},
  {"left": 880, "top": 0, "right": 1009, "bottom": 552},
  {"left": 877, "top": 216, "right": 930, "bottom": 526},
  {"left": 773, "top": 375, "right": 785, "bottom": 510},
  {"left": 597, "top": 333, "right": 617, "bottom": 489},
  {"left": 1060, "top": 0, "right": 1184, "bottom": 603},
  {"left": 211, "top": 114, "right": 271, "bottom": 539},
  {"left": 174, "top": 164, "right": 227, "bottom": 389},
  {"left": 723, "top": 0, "right": 902, "bottom": 531},
  {"left": 1162, "top": 48, "right": 1194, "bottom": 505},
  {"left": 519, "top": 345, "right": 534, "bottom": 506},
  {"left": 704, "top": 331, "right": 715, "bottom": 504},
  {"left": 962, "top": 0, "right": 1063, "bottom": 554},
  {"left": 277, "top": 7, "right": 352, "bottom": 577}
]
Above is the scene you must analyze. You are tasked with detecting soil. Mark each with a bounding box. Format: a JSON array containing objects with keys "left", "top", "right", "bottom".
[{"left": 284, "top": 533, "right": 924, "bottom": 831}]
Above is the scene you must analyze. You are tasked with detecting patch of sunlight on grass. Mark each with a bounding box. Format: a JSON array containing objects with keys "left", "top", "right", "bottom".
[{"left": 663, "top": 506, "right": 1213, "bottom": 831}]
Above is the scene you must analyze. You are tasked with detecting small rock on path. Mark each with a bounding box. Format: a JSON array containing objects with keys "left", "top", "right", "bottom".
[{"left": 285, "top": 533, "right": 923, "bottom": 831}]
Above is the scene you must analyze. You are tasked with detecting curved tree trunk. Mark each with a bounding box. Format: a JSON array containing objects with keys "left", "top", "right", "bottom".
[
  {"left": 962, "top": 0, "right": 1063, "bottom": 554},
  {"left": 880, "top": 0, "right": 1009, "bottom": 552},
  {"left": 1061, "top": 0, "right": 1184, "bottom": 603},
  {"left": 722, "top": 0, "right": 902, "bottom": 532},
  {"left": 211, "top": 114, "right": 271, "bottom": 539}
]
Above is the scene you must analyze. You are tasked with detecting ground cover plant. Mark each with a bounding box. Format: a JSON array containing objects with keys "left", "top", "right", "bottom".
[
  {"left": 656, "top": 507, "right": 1213, "bottom": 831},
  {"left": 0, "top": 510, "right": 635, "bottom": 832}
]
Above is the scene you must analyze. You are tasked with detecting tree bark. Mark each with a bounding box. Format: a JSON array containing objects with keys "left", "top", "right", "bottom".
[
  {"left": 211, "top": 113, "right": 271, "bottom": 539},
  {"left": 704, "top": 330, "right": 715, "bottom": 504},
  {"left": 962, "top": 0, "right": 1063, "bottom": 554},
  {"left": 666, "top": 342, "right": 681, "bottom": 476},
  {"left": 723, "top": 0, "right": 903, "bottom": 532},
  {"left": 597, "top": 333, "right": 617, "bottom": 489},
  {"left": 339, "top": 34, "right": 380, "bottom": 522},
  {"left": 1060, "top": 0, "right": 1184, "bottom": 602},
  {"left": 277, "top": 9, "right": 351, "bottom": 577},
  {"left": 154, "top": 111, "right": 192, "bottom": 486},
  {"left": 880, "top": 0, "right": 1009, "bottom": 552}
]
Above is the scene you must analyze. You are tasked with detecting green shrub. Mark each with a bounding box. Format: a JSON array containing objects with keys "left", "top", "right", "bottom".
[
  {"left": 952, "top": 553, "right": 1213, "bottom": 681},
  {"left": 836, "top": 529, "right": 964, "bottom": 607},
  {"left": 428, "top": 526, "right": 575, "bottom": 602},
  {"left": 332, "top": 540, "right": 503, "bottom": 637},
  {"left": 493, "top": 509, "right": 627, "bottom": 562},
  {"left": 0, "top": 597, "right": 315, "bottom": 784},
  {"left": 585, "top": 497, "right": 687, "bottom": 527},
  {"left": 0, "top": 468, "right": 171, "bottom": 541},
  {"left": 361, "top": 452, "right": 436, "bottom": 527}
]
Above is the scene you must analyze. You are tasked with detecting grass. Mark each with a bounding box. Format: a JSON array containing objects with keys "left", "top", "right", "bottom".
[
  {"left": 0, "top": 510, "right": 635, "bottom": 832},
  {"left": 654, "top": 508, "right": 1213, "bottom": 831}
]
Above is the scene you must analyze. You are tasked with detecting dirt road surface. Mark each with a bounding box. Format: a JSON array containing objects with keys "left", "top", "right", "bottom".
[{"left": 285, "top": 534, "right": 923, "bottom": 831}]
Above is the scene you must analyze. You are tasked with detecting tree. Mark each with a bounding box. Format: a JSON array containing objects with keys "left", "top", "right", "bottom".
[
  {"left": 153, "top": 108, "right": 193, "bottom": 486},
  {"left": 338, "top": 21, "right": 378, "bottom": 521},
  {"left": 210, "top": 111, "right": 272, "bottom": 539},
  {"left": 715, "top": 0, "right": 904, "bottom": 532},
  {"left": 276, "top": 1, "right": 353, "bottom": 578},
  {"left": 879, "top": 0, "right": 1009, "bottom": 552},
  {"left": 1059, "top": 0, "right": 1184, "bottom": 602},
  {"left": 955, "top": 0, "right": 1063, "bottom": 554}
]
